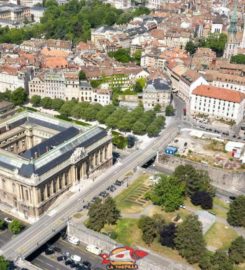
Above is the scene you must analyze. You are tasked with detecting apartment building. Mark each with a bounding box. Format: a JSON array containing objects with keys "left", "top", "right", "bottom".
[{"left": 190, "top": 85, "right": 245, "bottom": 124}]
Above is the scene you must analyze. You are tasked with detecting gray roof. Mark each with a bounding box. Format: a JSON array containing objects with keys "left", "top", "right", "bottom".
[
  {"left": 20, "top": 126, "right": 79, "bottom": 159},
  {"left": 145, "top": 78, "right": 171, "bottom": 92}
]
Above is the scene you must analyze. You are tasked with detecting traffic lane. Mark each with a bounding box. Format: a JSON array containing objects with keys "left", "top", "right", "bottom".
[
  {"left": 32, "top": 254, "right": 69, "bottom": 270},
  {"left": 0, "top": 229, "right": 13, "bottom": 248},
  {"left": 55, "top": 239, "right": 106, "bottom": 269}
]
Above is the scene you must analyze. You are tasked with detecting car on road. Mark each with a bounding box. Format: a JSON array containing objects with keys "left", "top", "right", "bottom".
[
  {"left": 57, "top": 255, "right": 67, "bottom": 261},
  {"left": 53, "top": 246, "right": 62, "bottom": 253},
  {"left": 65, "top": 259, "right": 73, "bottom": 266},
  {"left": 115, "top": 180, "right": 123, "bottom": 186},
  {"left": 4, "top": 217, "right": 12, "bottom": 224},
  {"left": 67, "top": 235, "right": 80, "bottom": 245},
  {"left": 107, "top": 185, "right": 116, "bottom": 192},
  {"left": 45, "top": 247, "right": 55, "bottom": 255},
  {"left": 86, "top": 244, "right": 102, "bottom": 255},
  {"left": 71, "top": 254, "right": 82, "bottom": 263}
]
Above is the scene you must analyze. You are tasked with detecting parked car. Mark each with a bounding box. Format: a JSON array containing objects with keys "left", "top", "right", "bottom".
[
  {"left": 86, "top": 244, "right": 102, "bottom": 255},
  {"left": 67, "top": 235, "right": 80, "bottom": 245},
  {"left": 4, "top": 217, "right": 12, "bottom": 224},
  {"left": 57, "top": 255, "right": 66, "bottom": 261},
  {"left": 71, "top": 255, "right": 82, "bottom": 263},
  {"left": 115, "top": 180, "right": 123, "bottom": 186},
  {"left": 83, "top": 261, "right": 91, "bottom": 268},
  {"left": 45, "top": 247, "right": 55, "bottom": 255},
  {"left": 53, "top": 246, "right": 62, "bottom": 253},
  {"left": 65, "top": 259, "right": 73, "bottom": 266}
]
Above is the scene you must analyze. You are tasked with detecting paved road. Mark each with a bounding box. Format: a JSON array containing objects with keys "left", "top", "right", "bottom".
[
  {"left": 0, "top": 121, "right": 180, "bottom": 261},
  {"left": 31, "top": 239, "right": 106, "bottom": 270}
]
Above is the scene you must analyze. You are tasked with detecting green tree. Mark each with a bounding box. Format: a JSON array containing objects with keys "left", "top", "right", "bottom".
[
  {"left": 0, "top": 256, "right": 9, "bottom": 270},
  {"left": 132, "top": 49, "right": 141, "bottom": 65},
  {"left": 30, "top": 95, "right": 41, "bottom": 107},
  {"left": 10, "top": 87, "right": 27, "bottom": 106},
  {"left": 154, "top": 104, "right": 161, "bottom": 112},
  {"left": 174, "top": 165, "right": 214, "bottom": 197},
  {"left": 132, "top": 120, "right": 146, "bottom": 135},
  {"left": 138, "top": 216, "right": 157, "bottom": 245},
  {"left": 0, "top": 220, "right": 5, "bottom": 230},
  {"left": 175, "top": 215, "right": 205, "bottom": 264},
  {"left": 165, "top": 104, "right": 175, "bottom": 116},
  {"left": 8, "top": 219, "right": 23, "bottom": 234},
  {"left": 40, "top": 97, "right": 52, "bottom": 109},
  {"left": 185, "top": 40, "right": 197, "bottom": 55},
  {"left": 108, "top": 49, "right": 131, "bottom": 63},
  {"left": 79, "top": 70, "right": 87, "bottom": 80},
  {"left": 133, "top": 81, "right": 143, "bottom": 93},
  {"left": 87, "top": 198, "right": 105, "bottom": 232},
  {"left": 230, "top": 54, "right": 245, "bottom": 64},
  {"left": 211, "top": 250, "right": 233, "bottom": 270},
  {"left": 199, "top": 251, "right": 213, "bottom": 270},
  {"left": 150, "top": 175, "right": 185, "bottom": 212},
  {"left": 229, "top": 236, "right": 245, "bottom": 264},
  {"left": 112, "top": 134, "right": 127, "bottom": 149},
  {"left": 227, "top": 195, "right": 245, "bottom": 227},
  {"left": 59, "top": 100, "right": 76, "bottom": 117},
  {"left": 103, "top": 196, "right": 120, "bottom": 225},
  {"left": 96, "top": 104, "right": 116, "bottom": 123},
  {"left": 87, "top": 197, "right": 120, "bottom": 232},
  {"left": 51, "top": 98, "right": 64, "bottom": 111}
]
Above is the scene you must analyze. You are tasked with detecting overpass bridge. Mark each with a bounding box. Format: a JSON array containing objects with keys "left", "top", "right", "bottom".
[{"left": 0, "top": 122, "right": 180, "bottom": 261}]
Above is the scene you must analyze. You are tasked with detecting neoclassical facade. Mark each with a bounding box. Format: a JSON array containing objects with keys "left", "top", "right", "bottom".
[{"left": 0, "top": 112, "right": 112, "bottom": 221}]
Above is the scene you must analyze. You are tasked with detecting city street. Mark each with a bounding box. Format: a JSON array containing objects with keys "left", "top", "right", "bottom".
[{"left": 30, "top": 239, "right": 106, "bottom": 270}]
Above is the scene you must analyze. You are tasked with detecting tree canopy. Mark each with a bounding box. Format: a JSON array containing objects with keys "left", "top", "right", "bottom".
[
  {"left": 173, "top": 165, "right": 215, "bottom": 197},
  {"left": 87, "top": 197, "right": 120, "bottom": 232},
  {"left": 227, "top": 195, "right": 245, "bottom": 227},
  {"left": 0, "top": 1, "right": 150, "bottom": 44},
  {"left": 175, "top": 215, "right": 206, "bottom": 264},
  {"left": 150, "top": 175, "right": 185, "bottom": 212},
  {"left": 229, "top": 236, "right": 245, "bottom": 264},
  {"left": 0, "top": 256, "right": 9, "bottom": 270},
  {"left": 8, "top": 219, "right": 23, "bottom": 234},
  {"left": 230, "top": 54, "right": 245, "bottom": 64}
]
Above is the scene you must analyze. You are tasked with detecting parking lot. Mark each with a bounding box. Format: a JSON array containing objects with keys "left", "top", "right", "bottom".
[{"left": 30, "top": 237, "right": 106, "bottom": 270}]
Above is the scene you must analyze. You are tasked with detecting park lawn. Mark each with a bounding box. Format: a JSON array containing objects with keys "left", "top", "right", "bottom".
[
  {"left": 213, "top": 197, "right": 229, "bottom": 210},
  {"left": 205, "top": 222, "right": 238, "bottom": 250},
  {"left": 115, "top": 174, "right": 150, "bottom": 213},
  {"left": 148, "top": 205, "right": 189, "bottom": 223}
]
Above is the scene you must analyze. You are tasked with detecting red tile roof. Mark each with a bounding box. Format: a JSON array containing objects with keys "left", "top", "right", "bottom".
[{"left": 192, "top": 85, "right": 245, "bottom": 103}]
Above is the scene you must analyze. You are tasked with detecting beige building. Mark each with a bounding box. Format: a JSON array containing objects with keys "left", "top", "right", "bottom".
[
  {"left": 143, "top": 78, "right": 172, "bottom": 111},
  {"left": 0, "top": 112, "right": 112, "bottom": 221},
  {"left": 0, "top": 3, "right": 31, "bottom": 23}
]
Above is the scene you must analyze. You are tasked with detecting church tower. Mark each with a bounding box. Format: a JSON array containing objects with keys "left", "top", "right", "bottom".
[
  {"left": 224, "top": 0, "right": 240, "bottom": 58},
  {"left": 241, "top": 15, "right": 245, "bottom": 48}
]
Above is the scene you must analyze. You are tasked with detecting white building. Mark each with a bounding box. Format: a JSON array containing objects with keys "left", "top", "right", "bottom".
[
  {"left": 0, "top": 66, "right": 27, "bottom": 92},
  {"left": 30, "top": 7, "right": 45, "bottom": 22},
  {"left": 29, "top": 73, "right": 111, "bottom": 106},
  {"left": 190, "top": 85, "right": 245, "bottom": 124},
  {"left": 205, "top": 71, "right": 245, "bottom": 94}
]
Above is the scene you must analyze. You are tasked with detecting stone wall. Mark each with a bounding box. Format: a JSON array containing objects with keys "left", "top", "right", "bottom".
[
  {"left": 67, "top": 221, "right": 193, "bottom": 270},
  {"left": 156, "top": 155, "right": 245, "bottom": 194}
]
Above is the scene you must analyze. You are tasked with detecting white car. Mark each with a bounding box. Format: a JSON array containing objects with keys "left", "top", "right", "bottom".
[
  {"left": 71, "top": 254, "right": 81, "bottom": 263},
  {"left": 67, "top": 235, "right": 80, "bottom": 245},
  {"left": 86, "top": 244, "right": 102, "bottom": 255},
  {"left": 4, "top": 217, "right": 13, "bottom": 224}
]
